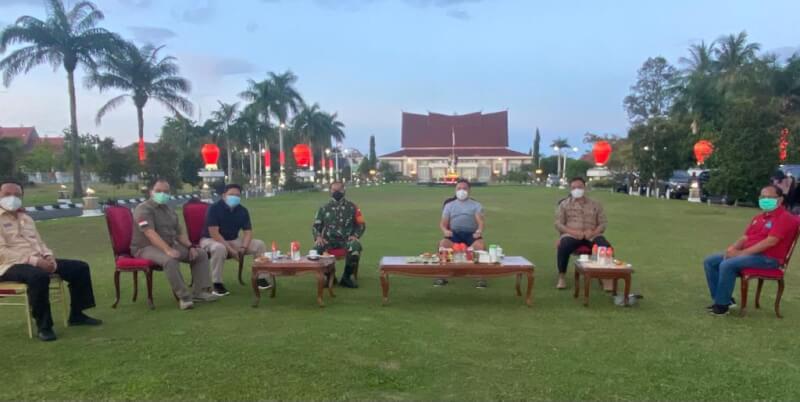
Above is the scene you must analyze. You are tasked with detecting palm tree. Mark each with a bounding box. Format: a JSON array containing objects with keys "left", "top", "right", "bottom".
[
  {"left": 88, "top": 42, "right": 192, "bottom": 162},
  {"left": 550, "top": 138, "right": 570, "bottom": 150},
  {"left": 240, "top": 70, "right": 303, "bottom": 184},
  {"left": 0, "top": 0, "right": 122, "bottom": 197},
  {"left": 550, "top": 137, "right": 571, "bottom": 179},
  {"left": 679, "top": 40, "right": 716, "bottom": 75},
  {"left": 211, "top": 101, "right": 239, "bottom": 179},
  {"left": 715, "top": 31, "right": 761, "bottom": 82},
  {"left": 293, "top": 104, "right": 346, "bottom": 172}
]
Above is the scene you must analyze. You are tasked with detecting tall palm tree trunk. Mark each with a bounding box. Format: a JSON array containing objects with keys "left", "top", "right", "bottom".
[
  {"left": 137, "top": 106, "right": 145, "bottom": 163},
  {"left": 67, "top": 69, "right": 84, "bottom": 198},
  {"left": 226, "top": 135, "right": 233, "bottom": 181}
]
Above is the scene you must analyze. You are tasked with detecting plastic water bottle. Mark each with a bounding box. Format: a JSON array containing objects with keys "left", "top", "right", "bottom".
[{"left": 592, "top": 244, "right": 599, "bottom": 261}]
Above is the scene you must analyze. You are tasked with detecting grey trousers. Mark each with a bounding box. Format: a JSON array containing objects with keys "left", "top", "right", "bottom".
[{"left": 135, "top": 244, "right": 211, "bottom": 301}]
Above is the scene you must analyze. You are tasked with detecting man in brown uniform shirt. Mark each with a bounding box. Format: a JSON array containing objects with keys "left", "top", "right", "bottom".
[
  {"left": 131, "top": 179, "right": 218, "bottom": 310},
  {"left": 0, "top": 180, "right": 101, "bottom": 341},
  {"left": 555, "top": 177, "right": 612, "bottom": 289}
]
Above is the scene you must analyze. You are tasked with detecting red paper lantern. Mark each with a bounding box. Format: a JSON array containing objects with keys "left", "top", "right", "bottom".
[
  {"left": 263, "top": 149, "right": 271, "bottom": 171},
  {"left": 201, "top": 143, "right": 220, "bottom": 169},
  {"left": 328, "top": 159, "right": 334, "bottom": 169},
  {"left": 694, "top": 140, "right": 714, "bottom": 165},
  {"left": 279, "top": 150, "right": 285, "bottom": 166},
  {"left": 138, "top": 137, "right": 146, "bottom": 163},
  {"left": 293, "top": 144, "right": 311, "bottom": 168},
  {"left": 592, "top": 141, "right": 612, "bottom": 166}
]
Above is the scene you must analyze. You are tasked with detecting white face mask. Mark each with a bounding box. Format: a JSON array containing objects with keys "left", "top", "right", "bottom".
[
  {"left": 456, "top": 189, "right": 469, "bottom": 201},
  {"left": 0, "top": 196, "right": 22, "bottom": 211},
  {"left": 571, "top": 188, "right": 585, "bottom": 199}
]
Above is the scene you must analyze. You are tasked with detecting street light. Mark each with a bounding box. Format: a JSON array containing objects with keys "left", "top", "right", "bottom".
[{"left": 278, "top": 123, "right": 286, "bottom": 186}]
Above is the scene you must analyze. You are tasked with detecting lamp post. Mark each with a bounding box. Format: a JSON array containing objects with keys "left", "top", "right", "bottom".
[
  {"left": 278, "top": 122, "right": 286, "bottom": 186},
  {"left": 562, "top": 147, "right": 579, "bottom": 180},
  {"left": 553, "top": 146, "right": 561, "bottom": 180}
]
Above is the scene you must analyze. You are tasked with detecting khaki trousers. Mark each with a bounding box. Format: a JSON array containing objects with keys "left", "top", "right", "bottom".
[
  {"left": 199, "top": 237, "right": 267, "bottom": 283},
  {"left": 135, "top": 244, "right": 211, "bottom": 301}
]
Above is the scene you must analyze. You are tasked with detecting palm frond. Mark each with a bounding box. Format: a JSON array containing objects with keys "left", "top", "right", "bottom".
[{"left": 95, "top": 94, "right": 129, "bottom": 124}]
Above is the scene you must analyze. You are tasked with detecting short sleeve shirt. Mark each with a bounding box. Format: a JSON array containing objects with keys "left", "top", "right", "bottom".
[
  {"left": 131, "top": 200, "right": 182, "bottom": 253},
  {"left": 202, "top": 200, "right": 252, "bottom": 241},
  {"left": 442, "top": 199, "right": 483, "bottom": 233},
  {"left": 742, "top": 207, "right": 799, "bottom": 264}
]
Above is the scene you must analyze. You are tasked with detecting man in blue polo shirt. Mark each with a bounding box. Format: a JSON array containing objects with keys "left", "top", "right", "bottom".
[{"left": 199, "top": 184, "right": 268, "bottom": 296}]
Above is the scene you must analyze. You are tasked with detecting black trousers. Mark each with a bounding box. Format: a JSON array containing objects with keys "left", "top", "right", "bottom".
[
  {"left": 0, "top": 259, "right": 96, "bottom": 330},
  {"left": 556, "top": 236, "right": 612, "bottom": 273}
]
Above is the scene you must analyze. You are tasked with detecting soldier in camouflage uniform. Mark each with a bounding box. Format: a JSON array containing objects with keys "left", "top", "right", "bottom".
[{"left": 312, "top": 181, "right": 366, "bottom": 288}]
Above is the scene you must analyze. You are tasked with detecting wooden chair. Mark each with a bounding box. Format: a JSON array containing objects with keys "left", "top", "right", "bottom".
[
  {"left": 739, "top": 225, "right": 800, "bottom": 318},
  {"left": 182, "top": 198, "right": 245, "bottom": 285},
  {"left": 0, "top": 275, "right": 68, "bottom": 338},
  {"left": 104, "top": 205, "right": 160, "bottom": 309}
]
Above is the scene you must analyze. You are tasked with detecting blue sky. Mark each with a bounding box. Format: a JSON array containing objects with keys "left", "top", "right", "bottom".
[{"left": 1, "top": 0, "right": 799, "bottom": 155}]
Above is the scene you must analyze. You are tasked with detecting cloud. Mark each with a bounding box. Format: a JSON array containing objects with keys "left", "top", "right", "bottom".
[
  {"left": 128, "top": 26, "right": 177, "bottom": 44},
  {"left": 0, "top": 0, "right": 41, "bottom": 7},
  {"left": 445, "top": 8, "right": 470, "bottom": 20},
  {"left": 246, "top": 21, "right": 259, "bottom": 33},
  {"left": 213, "top": 58, "right": 257, "bottom": 76},
  {"left": 118, "top": 0, "right": 153, "bottom": 8},
  {"left": 176, "top": 0, "right": 217, "bottom": 24}
]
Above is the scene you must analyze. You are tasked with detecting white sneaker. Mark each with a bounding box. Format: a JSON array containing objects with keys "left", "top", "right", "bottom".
[
  {"left": 193, "top": 292, "right": 220, "bottom": 302},
  {"left": 179, "top": 300, "right": 194, "bottom": 310}
]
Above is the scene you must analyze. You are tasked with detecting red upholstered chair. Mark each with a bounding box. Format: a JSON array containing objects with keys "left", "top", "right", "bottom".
[
  {"left": 739, "top": 225, "right": 800, "bottom": 318},
  {"left": 182, "top": 198, "right": 245, "bottom": 285},
  {"left": 104, "top": 205, "right": 159, "bottom": 309}
]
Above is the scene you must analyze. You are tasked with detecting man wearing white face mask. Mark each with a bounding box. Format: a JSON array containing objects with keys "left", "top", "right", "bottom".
[
  {"left": 435, "top": 179, "right": 488, "bottom": 288},
  {"left": 199, "top": 183, "right": 267, "bottom": 296},
  {"left": 555, "top": 177, "right": 612, "bottom": 289},
  {"left": 0, "top": 180, "right": 101, "bottom": 341}
]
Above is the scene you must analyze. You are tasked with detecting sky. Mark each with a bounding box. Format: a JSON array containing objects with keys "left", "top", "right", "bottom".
[{"left": 1, "top": 0, "right": 799, "bottom": 156}]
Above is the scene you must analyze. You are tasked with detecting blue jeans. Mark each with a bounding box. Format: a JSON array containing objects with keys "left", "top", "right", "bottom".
[{"left": 703, "top": 253, "right": 779, "bottom": 306}]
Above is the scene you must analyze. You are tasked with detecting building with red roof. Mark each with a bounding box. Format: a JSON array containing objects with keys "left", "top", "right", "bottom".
[
  {"left": 379, "top": 111, "right": 530, "bottom": 182},
  {"left": 0, "top": 126, "right": 40, "bottom": 150}
]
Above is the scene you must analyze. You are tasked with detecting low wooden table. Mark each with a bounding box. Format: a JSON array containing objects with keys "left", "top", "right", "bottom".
[
  {"left": 378, "top": 256, "right": 535, "bottom": 306},
  {"left": 251, "top": 256, "right": 336, "bottom": 308},
  {"left": 573, "top": 260, "right": 634, "bottom": 307}
]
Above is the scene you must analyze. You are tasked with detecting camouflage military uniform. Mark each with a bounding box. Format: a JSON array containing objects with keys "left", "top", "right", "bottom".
[{"left": 312, "top": 198, "right": 366, "bottom": 282}]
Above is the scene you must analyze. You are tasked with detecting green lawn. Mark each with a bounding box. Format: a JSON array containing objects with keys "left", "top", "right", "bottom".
[{"left": 3, "top": 184, "right": 799, "bottom": 400}]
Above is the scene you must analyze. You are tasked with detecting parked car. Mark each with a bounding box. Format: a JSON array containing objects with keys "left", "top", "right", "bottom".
[{"left": 667, "top": 170, "right": 710, "bottom": 199}]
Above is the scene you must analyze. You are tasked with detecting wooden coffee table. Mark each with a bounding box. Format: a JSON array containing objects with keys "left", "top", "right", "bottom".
[
  {"left": 573, "top": 260, "right": 634, "bottom": 307},
  {"left": 251, "top": 256, "right": 336, "bottom": 308},
  {"left": 378, "top": 256, "right": 535, "bottom": 306}
]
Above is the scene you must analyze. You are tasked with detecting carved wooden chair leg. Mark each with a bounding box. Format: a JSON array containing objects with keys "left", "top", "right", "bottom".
[
  {"left": 132, "top": 271, "right": 139, "bottom": 302},
  {"left": 112, "top": 270, "right": 121, "bottom": 308},
  {"left": 145, "top": 270, "right": 155, "bottom": 310},
  {"left": 755, "top": 278, "right": 764, "bottom": 309},
  {"left": 739, "top": 277, "right": 749, "bottom": 317},
  {"left": 237, "top": 256, "right": 245, "bottom": 285},
  {"left": 775, "top": 279, "right": 785, "bottom": 318}
]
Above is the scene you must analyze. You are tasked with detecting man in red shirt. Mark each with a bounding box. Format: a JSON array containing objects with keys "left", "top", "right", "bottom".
[{"left": 704, "top": 185, "right": 800, "bottom": 316}]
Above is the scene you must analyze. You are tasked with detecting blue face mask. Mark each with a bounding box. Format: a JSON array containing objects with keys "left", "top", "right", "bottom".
[{"left": 225, "top": 195, "right": 241, "bottom": 208}]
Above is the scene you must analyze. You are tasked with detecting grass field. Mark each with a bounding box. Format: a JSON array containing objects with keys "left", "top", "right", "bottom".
[{"left": 3, "top": 184, "right": 799, "bottom": 400}]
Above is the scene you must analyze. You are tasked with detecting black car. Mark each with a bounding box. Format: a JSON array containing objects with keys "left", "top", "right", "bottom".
[{"left": 667, "top": 170, "right": 709, "bottom": 199}]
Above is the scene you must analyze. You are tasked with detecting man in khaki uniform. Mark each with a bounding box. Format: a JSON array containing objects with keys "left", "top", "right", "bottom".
[
  {"left": 555, "top": 177, "right": 612, "bottom": 289},
  {"left": 0, "top": 180, "right": 101, "bottom": 341},
  {"left": 132, "top": 180, "right": 218, "bottom": 310}
]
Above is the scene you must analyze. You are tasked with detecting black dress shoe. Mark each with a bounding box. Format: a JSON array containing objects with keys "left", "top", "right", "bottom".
[
  {"left": 38, "top": 328, "right": 57, "bottom": 342},
  {"left": 68, "top": 314, "right": 103, "bottom": 326},
  {"left": 339, "top": 277, "right": 358, "bottom": 288}
]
